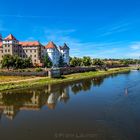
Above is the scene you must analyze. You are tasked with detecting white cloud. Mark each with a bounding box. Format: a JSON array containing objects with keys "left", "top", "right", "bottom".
[
  {"left": 97, "top": 21, "right": 131, "bottom": 37},
  {"left": 130, "top": 42, "right": 140, "bottom": 50},
  {"left": 30, "top": 26, "right": 140, "bottom": 58}
]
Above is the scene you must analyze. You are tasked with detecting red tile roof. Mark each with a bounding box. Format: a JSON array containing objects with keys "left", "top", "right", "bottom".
[
  {"left": 19, "top": 41, "right": 40, "bottom": 46},
  {"left": 0, "top": 42, "right": 2, "bottom": 48},
  {"left": 4, "top": 34, "right": 18, "bottom": 41},
  {"left": 45, "top": 41, "right": 57, "bottom": 49}
]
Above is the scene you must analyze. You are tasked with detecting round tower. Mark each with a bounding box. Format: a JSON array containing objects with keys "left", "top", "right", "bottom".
[{"left": 60, "top": 43, "right": 70, "bottom": 65}]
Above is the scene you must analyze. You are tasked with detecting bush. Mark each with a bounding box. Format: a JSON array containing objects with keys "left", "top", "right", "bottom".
[{"left": 35, "top": 67, "right": 43, "bottom": 72}]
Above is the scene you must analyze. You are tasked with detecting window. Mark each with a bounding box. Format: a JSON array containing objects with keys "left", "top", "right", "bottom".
[
  {"left": 34, "top": 50, "right": 36, "bottom": 53},
  {"left": 34, "top": 55, "right": 36, "bottom": 57}
]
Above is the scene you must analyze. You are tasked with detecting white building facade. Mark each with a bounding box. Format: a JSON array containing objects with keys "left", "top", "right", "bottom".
[{"left": 44, "top": 42, "right": 70, "bottom": 67}]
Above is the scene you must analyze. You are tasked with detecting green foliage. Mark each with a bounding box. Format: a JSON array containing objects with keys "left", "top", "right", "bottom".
[
  {"left": 92, "top": 59, "right": 104, "bottom": 66},
  {"left": 82, "top": 56, "right": 92, "bottom": 66},
  {"left": 35, "top": 67, "right": 43, "bottom": 72},
  {"left": 58, "top": 56, "right": 64, "bottom": 67},
  {"left": 43, "top": 54, "right": 52, "bottom": 68},
  {"left": 70, "top": 57, "right": 82, "bottom": 66},
  {"left": 1, "top": 54, "right": 14, "bottom": 69},
  {"left": 1, "top": 54, "right": 32, "bottom": 69}
]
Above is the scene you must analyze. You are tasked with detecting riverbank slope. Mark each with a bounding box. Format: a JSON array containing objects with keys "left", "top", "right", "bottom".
[{"left": 0, "top": 67, "right": 133, "bottom": 91}]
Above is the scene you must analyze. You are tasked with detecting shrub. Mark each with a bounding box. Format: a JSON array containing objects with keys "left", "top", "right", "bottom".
[{"left": 35, "top": 67, "right": 43, "bottom": 72}]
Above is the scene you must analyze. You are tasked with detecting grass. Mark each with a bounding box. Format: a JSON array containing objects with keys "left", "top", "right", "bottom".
[
  {"left": 0, "top": 76, "right": 34, "bottom": 82},
  {"left": 0, "top": 67, "right": 133, "bottom": 91}
]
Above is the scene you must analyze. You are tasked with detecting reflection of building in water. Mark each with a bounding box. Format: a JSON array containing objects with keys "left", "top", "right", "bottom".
[
  {"left": 59, "top": 88, "right": 70, "bottom": 103},
  {"left": 3, "top": 106, "right": 19, "bottom": 120},
  {"left": 0, "top": 85, "right": 70, "bottom": 120},
  {"left": 47, "top": 93, "right": 59, "bottom": 109},
  {"left": 0, "top": 91, "right": 47, "bottom": 120},
  {"left": 46, "top": 85, "right": 70, "bottom": 109}
]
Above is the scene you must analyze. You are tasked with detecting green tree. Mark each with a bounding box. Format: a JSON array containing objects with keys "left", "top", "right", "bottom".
[
  {"left": 70, "top": 57, "right": 82, "bottom": 66},
  {"left": 92, "top": 59, "right": 104, "bottom": 66},
  {"left": 1, "top": 55, "right": 32, "bottom": 69},
  {"left": 1, "top": 54, "right": 14, "bottom": 69},
  {"left": 13, "top": 55, "right": 23, "bottom": 69},
  {"left": 82, "top": 56, "right": 92, "bottom": 66},
  {"left": 43, "top": 54, "right": 52, "bottom": 68},
  {"left": 58, "top": 56, "right": 64, "bottom": 67},
  {"left": 23, "top": 57, "right": 32, "bottom": 68}
]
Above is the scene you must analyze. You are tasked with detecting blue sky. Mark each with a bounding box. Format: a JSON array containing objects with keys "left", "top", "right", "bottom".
[{"left": 0, "top": 0, "right": 140, "bottom": 58}]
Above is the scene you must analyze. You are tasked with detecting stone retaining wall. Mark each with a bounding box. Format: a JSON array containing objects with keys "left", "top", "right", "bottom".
[{"left": 60, "top": 67, "right": 96, "bottom": 75}]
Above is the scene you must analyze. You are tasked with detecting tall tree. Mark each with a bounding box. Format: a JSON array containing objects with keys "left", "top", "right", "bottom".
[
  {"left": 58, "top": 56, "right": 64, "bottom": 67},
  {"left": 1, "top": 54, "right": 14, "bottom": 69},
  {"left": 43, "top": 54, "right": 52, "bottom": 68}
]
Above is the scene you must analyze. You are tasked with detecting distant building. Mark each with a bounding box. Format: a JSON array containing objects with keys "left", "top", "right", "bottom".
[{"left": 0, "top": 34, "right": 70, "bottom": 67}]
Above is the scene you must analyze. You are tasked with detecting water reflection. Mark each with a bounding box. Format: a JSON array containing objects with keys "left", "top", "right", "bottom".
[{"left": 0, "top": 72, "right": 129, "bottom": 120}]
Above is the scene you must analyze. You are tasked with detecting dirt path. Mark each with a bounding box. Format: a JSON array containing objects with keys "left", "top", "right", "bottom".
[{"left": 0, "top": 77, "right": 47, "bottom": 85}]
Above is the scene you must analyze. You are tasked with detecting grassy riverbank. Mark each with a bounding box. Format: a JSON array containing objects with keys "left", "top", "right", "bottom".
[{"left": 0, "top": 67, "right": 133, "bottom": 91}]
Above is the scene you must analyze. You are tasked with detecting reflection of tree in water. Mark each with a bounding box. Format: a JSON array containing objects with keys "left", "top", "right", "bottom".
[
  {"left": 70, "top": 72, "right": 127, "bottom": 94},
  {"left": 71, "top": 81, "right": 92, "bottom": 94},
  {"left": 2, "top": 92, "right": 33, "bottom": 107},
  {"left": 82, "top": 80, "right": 92, "bottom": 91},
  {"left": 92, "top": 77, "right": 104, "bottom": 86},
  {"left": 71, "top": 84, "right": 83, "bottom": 94}
]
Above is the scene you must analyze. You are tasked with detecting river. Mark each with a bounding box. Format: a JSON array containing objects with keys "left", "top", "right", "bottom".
[{"left": 0, "top": 70, "right": 140, "bottom": 140}]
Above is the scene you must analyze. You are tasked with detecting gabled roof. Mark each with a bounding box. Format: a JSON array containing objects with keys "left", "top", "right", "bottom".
[
  {"left": 4, "top": 34, "right": 18, "bottom": 41},
  {"left": 19, "top": 41, "right": 40, "bottom": 46},
  {"left": 63, "top": 43, "right": 69, "bottom": 49},
  {"left": 59, "top": 43, "right": 69, "bottom": 50},
  {"left": 45, "top": 41, "right": 57, "bottom": 49}
]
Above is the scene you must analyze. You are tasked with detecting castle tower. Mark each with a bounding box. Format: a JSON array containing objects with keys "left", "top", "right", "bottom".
[
  {"left": 59, "top": 43, "right": 70, "bottom": 65},
  {"left": 45, "top": 42, "right": 60, "bottom": 66},
  {"left": 3, "top": 34, "right": 19, "bottom": 56}
]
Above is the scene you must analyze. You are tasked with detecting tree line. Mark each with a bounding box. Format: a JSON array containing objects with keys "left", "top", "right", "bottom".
[
  {"left": 1, "top": 54, "right": 140, "bottom": 69},
  {"left": 0, "top": 54, "right": 65, "bottom": 69},
  {"left": 1, "top": 54, "right": 32, "bottom": 69},
  {"left": 70, "top": 57, "right": 140, "bottom": 67}
]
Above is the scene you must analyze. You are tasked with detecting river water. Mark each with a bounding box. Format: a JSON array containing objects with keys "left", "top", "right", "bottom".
[{"left": 0, "top": 71, "right": 140, "bottom": 140}]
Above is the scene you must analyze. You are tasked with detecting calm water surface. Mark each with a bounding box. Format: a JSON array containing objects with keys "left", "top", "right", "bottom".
[{"left": 0, "top": 71, "right": 140, "bottom": 140}]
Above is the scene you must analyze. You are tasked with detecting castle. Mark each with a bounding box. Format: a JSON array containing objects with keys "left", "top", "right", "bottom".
[{"left": 0, "top": 34, "right": 70, "bottom": 67}]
